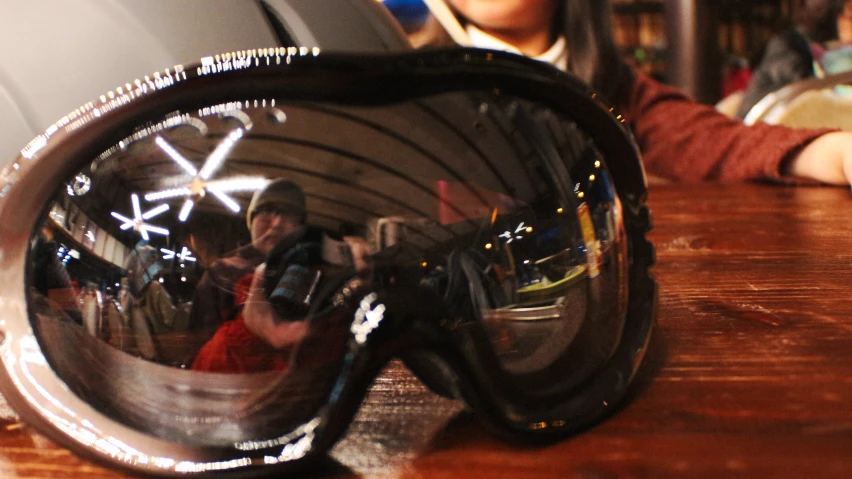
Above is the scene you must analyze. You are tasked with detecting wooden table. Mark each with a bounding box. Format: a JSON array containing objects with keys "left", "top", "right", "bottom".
[{"left": 1, "top": 183, "right": 851, "bottom": 478}]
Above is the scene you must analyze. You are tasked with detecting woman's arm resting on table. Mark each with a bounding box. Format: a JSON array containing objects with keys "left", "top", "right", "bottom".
[{"left": 787, "top": 131, "right": 852, "bottom": 185}]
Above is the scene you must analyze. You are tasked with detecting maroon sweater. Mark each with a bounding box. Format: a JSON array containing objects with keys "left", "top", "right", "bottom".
[{"left": 621, "top": 68, "right": 833, "bottom": 182}]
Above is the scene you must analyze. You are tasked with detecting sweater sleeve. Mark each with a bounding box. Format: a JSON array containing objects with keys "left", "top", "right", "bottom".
[{"left": 622, "top": 68, "right": 834, "bottom": 182}]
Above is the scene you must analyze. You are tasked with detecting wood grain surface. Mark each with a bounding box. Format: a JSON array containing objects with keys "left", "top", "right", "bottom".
[{"left": 1, "top": 183, "right": 851, "bottom": 478}]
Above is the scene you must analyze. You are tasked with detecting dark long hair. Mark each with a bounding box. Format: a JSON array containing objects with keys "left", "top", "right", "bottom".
[
  {"left": 412, "top": 0, "right": 633, "bottom": 103},
  {"left": 562, "top": 0, "right": 632, "bottom": 102}
]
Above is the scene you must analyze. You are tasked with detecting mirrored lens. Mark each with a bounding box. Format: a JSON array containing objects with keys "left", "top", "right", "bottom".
[{"left": 27, "top": 91, "right": 627, "bottom": 446}]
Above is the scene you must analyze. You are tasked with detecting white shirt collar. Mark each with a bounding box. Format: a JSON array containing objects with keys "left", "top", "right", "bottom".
[{"left": 465, "top": 24, "right": 568, "bottom": 71}]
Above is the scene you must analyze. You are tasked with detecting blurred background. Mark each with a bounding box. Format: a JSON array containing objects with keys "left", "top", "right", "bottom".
[
  {"left": 3, "top": 0, "right": 850, "bottom": 165},
  {"left": 384, "top": 0, "right": 822, "bottom": 105}
]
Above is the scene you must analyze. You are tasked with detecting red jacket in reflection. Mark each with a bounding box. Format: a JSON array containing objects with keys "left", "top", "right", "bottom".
[
  {"left": 191, "top": 270, "right": 360, "bottom": 374},
  {"left": 190, "top": 273, "right": 291, "bottom": 373}
]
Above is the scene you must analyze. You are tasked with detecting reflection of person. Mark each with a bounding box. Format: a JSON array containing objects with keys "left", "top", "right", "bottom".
[
  {"left": 31, "top": 223, "right": 78, "bottom": 318},
  {"left": 191, "top": 179, "right": 370, "bottom": 373},
  {"left": 737, "top": 0, "right": 843, "bottom": 118},
  {"left": 124, "top": 240, "right": 163, "bottom": 297},
  {"left": 415, "top": 0, "right": 852, "bottom": 185},
  {"left": 187, "top": 179, "right": 308, "bottom": 339}
]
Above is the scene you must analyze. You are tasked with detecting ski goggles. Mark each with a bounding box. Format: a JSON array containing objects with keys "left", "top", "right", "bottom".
[{"left": 0, "top": 48, "right": 656, "bottom": 477}]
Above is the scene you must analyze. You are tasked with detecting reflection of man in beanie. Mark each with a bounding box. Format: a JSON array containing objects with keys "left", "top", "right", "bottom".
[
  {"left": 246, "top": 179, "right": 307, "bottom": 255},
  {"left": 186, "top": 179, "right": 307, "bottom": 352},
  {"left": 189, "top": 177, "right": 373, "bottom": 374}
]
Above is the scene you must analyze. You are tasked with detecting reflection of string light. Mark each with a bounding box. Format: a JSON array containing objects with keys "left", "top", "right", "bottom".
[
  {"left": 351, "top": 293, "right": 386, "bottom": 345},
  {"left": 206, "top": 188, "right": 241, "bottom": 213},
  {"left": 178, "top": 200, "right": 194, "bottom": 222},
  {"left": 595, "top": 160, "right": 601, "bottom": 168},
  {"left": 146, "top": 132, "right": 268, "bottom": 221},
  {"left": 146, "top": 187, "right": 191, "bottom": 201},
  {"left": 199, "top": 129, "right": 243, "bottom": 180},
  {"left": 485, "top": 243, "right": 493, "bottom": 250},
  {"left": 181, "top": 277, "right": 187, "bottom": 282},
  {"left": 160, "top": 246, "right": 196, "bottom": 262},
  {"left": 557, "top": 207, "right": 564, "bottom": 214},
  {"left": 111, "top": 194, "right": 170, "bottom": 241},
  {"left": 578, "top": 192, "right": 585, "bottom": 199},
  {"left": 589, "top": 174, "right": 596, "bottom": 182},
  {"left": 499, "top": 222, "right": 532, "bottom": 244}
]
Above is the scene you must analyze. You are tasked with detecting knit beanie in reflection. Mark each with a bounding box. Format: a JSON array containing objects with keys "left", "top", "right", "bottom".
[{"left": 246, "top": 179, "right": 307, "bottom": 229}]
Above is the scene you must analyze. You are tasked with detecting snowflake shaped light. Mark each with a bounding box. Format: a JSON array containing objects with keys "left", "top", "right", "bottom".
[
  {"left": 161, "top": 246, "right": 196, "bottom": 262},
  {"left": 111, "top": 193, "right": 170, "bottom": 240},
  {"left": 498, "top": 222, "right": 534, "bottom": 244},
  {"left": 144, "top": 129, "right": 268, "bottom": 221}
]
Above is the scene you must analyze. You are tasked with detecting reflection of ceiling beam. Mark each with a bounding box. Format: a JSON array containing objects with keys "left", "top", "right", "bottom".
[
  {"left": 305, "top": 103, "right": 509, "bottom": 210},
  {"left": 414, "top": 99, "right": 528, "bottom": 196},
  {"left": 247, "top": 133, "right": 482, "bottom": 228},
  {"left": 468, "top": 97, "right": 544, "bottom": 197},
  {"left": 228, "top": 156, "right": 461, "bottom": 239},
  {"left": 116, "top": 101, "right": 523, "bottom": 222},
  {"left": 86, "top": 99, "right": 554, "bottom": 245}
]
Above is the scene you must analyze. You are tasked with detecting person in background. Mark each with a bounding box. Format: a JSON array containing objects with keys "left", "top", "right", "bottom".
[
  {"left": 414, "top": 0, "right": 852, "bottom": 186},
  {"left": 737, "top": 0, "right": 843, "bottom": 118},
  {"left": 813, "top": 1, "right": 852, "bottom": 78},
  {"left": 31, "top": 222, "right": 77, "bottom": 320}
]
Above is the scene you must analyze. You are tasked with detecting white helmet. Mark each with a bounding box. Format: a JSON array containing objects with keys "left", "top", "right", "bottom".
[{"left": 0, "top": 0, "right": 411, "bottom": 165}]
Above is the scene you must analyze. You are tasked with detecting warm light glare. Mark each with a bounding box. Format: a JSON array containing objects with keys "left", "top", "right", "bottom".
[
  {"left": 485, "top": 243, "right": 493, "bottom": 250},
  {"left": 557, "top": 207, "right": 564, "bottom": 214}
]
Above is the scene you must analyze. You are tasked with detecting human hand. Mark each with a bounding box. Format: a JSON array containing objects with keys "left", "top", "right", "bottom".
[
  {"left": 243, "top": 263, "right": 309, "bottom": 349},
  {"left": 342, "top": 236, "right": 372, "bottom": 273},
  {"left": 787, "top": 131, "right": 852, "bottom": 185}
]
